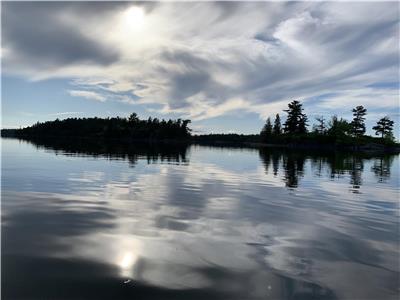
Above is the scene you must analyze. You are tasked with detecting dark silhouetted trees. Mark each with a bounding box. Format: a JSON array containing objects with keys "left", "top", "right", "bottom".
[
  {"left": 128, "top": 113, "right": 140, "bottom": 124},
  {"left": 373, "top": 116, "right": 394, "bottom": 139},
  {"left": 313, "top": 116, "right": 327, "bottom": 135},
  {"left": 254, "top": 100, "right": 398, "bottom": 149},
  {"left": 193, "top": 133, "right": 259, "bottom": 145},
  {"left": 260, "top": 117, "right": 273, "bottom": 141},
  {"left": 273, "top": 114, "right": 282, "bottom": 135},
  {"left": 1, "top": 100, "right": 398, "bottom": 150},
  {"left": 327, "top": 116, "right": 351, "bottom": 138},
  {"left": 283, "top": 100, "right": 308, "bottom": 134},
  {"left": 5, "top": 114, "right": 192, "bottom": 140},
  {"left": 350, "top": 106, "right": 367, "bottom": 137}
]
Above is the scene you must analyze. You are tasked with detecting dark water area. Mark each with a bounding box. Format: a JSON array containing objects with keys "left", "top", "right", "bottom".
[{"left": 2, "top": 137, "right": 399, "bottom": 300}]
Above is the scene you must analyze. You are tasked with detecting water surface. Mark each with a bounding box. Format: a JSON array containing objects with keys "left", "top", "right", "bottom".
[{"left": 2, "top": 138, "right": 399, "bottom": 299}]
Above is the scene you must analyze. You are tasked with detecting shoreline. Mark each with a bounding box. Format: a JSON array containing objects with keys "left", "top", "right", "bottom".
[
  {"left": 193, "top": 140, "right": 400, "bottom": 152},
  {"left": 2, "top": 134, "right": 399, "bottom": 155}
]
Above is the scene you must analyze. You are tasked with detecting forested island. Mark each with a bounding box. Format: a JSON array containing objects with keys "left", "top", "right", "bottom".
[
  {"left": 2, "top": 113, "right": 192, "bottom": 140},
  {"left": 196, "top": 100, "right": 398, "bottom": 153},
  {"left": 2, "top": 100, "right": 398, "bottom": 153}
]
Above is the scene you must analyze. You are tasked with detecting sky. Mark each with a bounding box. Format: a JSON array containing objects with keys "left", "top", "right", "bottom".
[{"left": 1, "top": 1, "right": 399, "bottom": 135}]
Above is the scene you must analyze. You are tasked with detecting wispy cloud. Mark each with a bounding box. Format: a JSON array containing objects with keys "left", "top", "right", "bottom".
[
  {"left": 47, "top": 112, "right": 84, "bottom": 116},
  {"left": 68, "top": 90, "right": 106, "bottom": 102},
  {"left": 2, "top": 2, "right": 399, "bottom": 122},
  {"left": 19, "top": 111, "right": 84, "bottom": 117}
]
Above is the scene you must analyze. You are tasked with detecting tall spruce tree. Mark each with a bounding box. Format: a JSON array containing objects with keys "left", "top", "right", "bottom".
[
  {"left": 260, "top": 117, "right": 273, "bottom": 142},
  {"left": 283, "top": 100, "right": 308, "bottom": 134},
  {"left": 350, "top": 106, "right": 367, "bottom": 137},
  {"left": 273, "top": 113, "right": 282, "bottom": 135}
]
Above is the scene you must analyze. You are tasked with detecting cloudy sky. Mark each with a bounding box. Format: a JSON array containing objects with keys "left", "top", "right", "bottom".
[{"left": 2, "top": 1, "right": 399, "bottom": 135}]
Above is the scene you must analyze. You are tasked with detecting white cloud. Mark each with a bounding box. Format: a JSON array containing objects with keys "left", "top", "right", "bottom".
[
  {"left": 68, "top": 90, "right": 106, "bottom": 102},
  {"left": 47, "top": 112, "right": 84, "bottom": 116},
  {"left": 2, "top": 2, "right": 399, "bottom": 122}
]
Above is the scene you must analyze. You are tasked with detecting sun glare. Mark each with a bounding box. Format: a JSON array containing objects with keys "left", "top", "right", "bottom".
[
  {"left": 123, "top": 6, "right": 146, "bottom": 31},
  {"left": 117, "top": 251, "right": 138, "bottom": 277},
  {"left": 119, "top": 252, "right": 136, "bottom": 269}
]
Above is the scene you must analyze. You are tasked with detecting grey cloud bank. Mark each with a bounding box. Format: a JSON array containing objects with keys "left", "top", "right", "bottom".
[{"left": 2, "top": 2, "right": 399, "bottom": 122}]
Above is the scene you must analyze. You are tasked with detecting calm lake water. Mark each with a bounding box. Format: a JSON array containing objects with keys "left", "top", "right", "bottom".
[{"left": 2, "top": 137, "right": 399, "bottom": 300}]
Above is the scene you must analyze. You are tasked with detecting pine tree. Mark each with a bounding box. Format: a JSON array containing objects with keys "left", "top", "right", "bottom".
[
  {"left": 128, "top": 113, "right": 139, "bottom": 124},
  {"left": 350, "top": 106, "right": 367, "bottom": 137},
  {"left": 283, "top": 100, "right": 308, "bottom": 134},
  {"left": 313, "top": 116, "right": 327, "bottom": 134},
  {"left": 273, "top": 113, "right": 282, "bottom": 135},
  {"left": 260, "top": 117, "right": 273, "bottom": 142},
  {"left": 372, "top": 116, "right": 394, "bottom": 139}
]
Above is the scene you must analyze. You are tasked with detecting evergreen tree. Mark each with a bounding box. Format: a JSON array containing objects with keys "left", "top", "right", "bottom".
[
  {"left": 273, "top": 113, "right": 282, "bottom": 135},
  {"left": 283, "top": 100, "right": 308, "bottom": 134},
  {"left": 128, "top": 113, "right": 139, "bottom": 124},
  {"left": 260, "top": 117, "right": 273, "bottom": 142},
  {"left": 350, "top": 106, "right": 367, "bottom": 137},
  {"left": 313, "top": 116, "right": 327, "bottom": 134},
  {"left": 298, "top": 114, "right": 308, "bottom": 134},
  {"left": 327, "top": 115, "right": 351, "bottom": 137},
  {"left": 181, "top": 119, "right": 191, "bottom": 137},
  {"left": 373, "top": 116, "right": 394, "bottom": 139}
]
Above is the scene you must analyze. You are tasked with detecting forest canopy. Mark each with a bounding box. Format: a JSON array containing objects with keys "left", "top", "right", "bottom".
[
  {"left": 1, "top": 100, "right": 398, "bottom": 152},
  {"left": 2, "top": 113, "right": 192, "bottom": 140}
]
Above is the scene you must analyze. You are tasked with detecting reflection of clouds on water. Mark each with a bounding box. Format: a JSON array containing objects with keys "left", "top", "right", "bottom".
[
  {"left": 68, "top": 171, "right": 105, "bottom": 183},
  {"left": 2, "top": 139, "right": 399, "bottom": 299}
]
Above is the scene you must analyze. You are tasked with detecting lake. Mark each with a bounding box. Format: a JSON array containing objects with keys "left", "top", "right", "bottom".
[{"left": 2, "top": 137, "right": 399, "bottom": 300}]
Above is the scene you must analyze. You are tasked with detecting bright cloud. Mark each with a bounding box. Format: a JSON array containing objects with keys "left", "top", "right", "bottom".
[
  {"left": 2, "top": 2, "right": 399, "bottom": 123},
  {"left": 68, "top": 90, "right": 106, "bottom": 102}
]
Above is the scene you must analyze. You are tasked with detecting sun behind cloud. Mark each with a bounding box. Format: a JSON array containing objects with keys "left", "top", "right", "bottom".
[
  {"left": 1, "top": 2, "right": 399, "bottom": 134},
  {"left": 122, "top": 6, "right": 146, "bottom": 32}
]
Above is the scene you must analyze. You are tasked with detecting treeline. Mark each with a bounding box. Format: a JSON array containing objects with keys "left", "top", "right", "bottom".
[
  {"left": 192, "top": 133, "right": 260, "bottom": 146},
  {"left": 2, "top": 113, "right": 192, "bottom": 140},
  {"left": 1, "top": 101, "right": 397, "bottom": 151},
  {"left": 260, "top": 100, "right": 396, "bottom": 146}
]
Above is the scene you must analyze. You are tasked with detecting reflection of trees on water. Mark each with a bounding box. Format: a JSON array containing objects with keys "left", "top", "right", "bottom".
[
  {"left": 261, "top": 151, "right": 272, "bottom": 175},
  {"left": 325, "top": 155, "right": 347, "bottom": 179},
  {"left": 17, "top": 137, "right": 189, "bottom": 167},
  {"left": 346, "top": 157, "right": 364, "bottom": 192},
  {"left": 282, "top": 154, "right": 305, "bottom": 188},
  {"left": 272, "top": 152, "right": 280, "bottom": 176},
  {"left": 310, "top": 157, "right": 326, "bottom": 178},
  {"left": 260, "top": 151, "right": 281, "bottom": 177},
  {"left": 9, "top": 137, "right": 397, "bottom": 190},
  {"left": 371, "top": 156, "right": 393, "bottom": 183},
  {"left": 259, "top": 148, "right": 395, "bottom": 190},
  {"left": 259, "top": 149, "right": 305, "bottom": 188}
]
